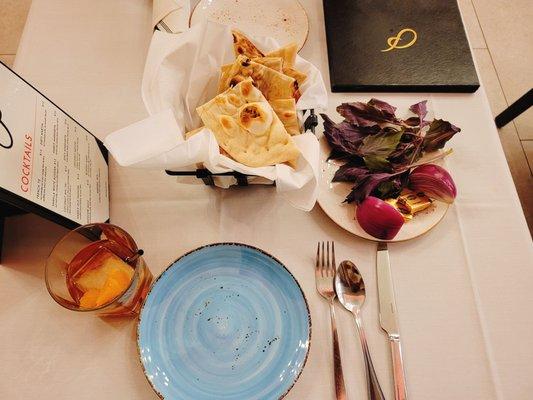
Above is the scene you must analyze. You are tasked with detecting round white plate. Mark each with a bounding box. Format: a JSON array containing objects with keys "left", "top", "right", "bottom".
[
  {"left": 190, "top": 0, "right": 309, "bottom": 50},
  {"left": 317, "top": 138, "right": 449, "bottom": 242}
]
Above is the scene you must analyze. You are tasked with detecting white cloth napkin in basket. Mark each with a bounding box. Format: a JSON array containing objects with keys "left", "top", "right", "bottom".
[{"left": 105, "top": 20, "right": 327, "bottom": 211}]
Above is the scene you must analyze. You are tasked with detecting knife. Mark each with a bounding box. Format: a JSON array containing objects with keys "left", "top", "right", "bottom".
[{"left": 376, "top": 242, "right": 407, "bottom": 400}]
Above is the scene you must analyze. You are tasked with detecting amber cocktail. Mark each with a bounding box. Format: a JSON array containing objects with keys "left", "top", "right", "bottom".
[{"left": 45, "top": 224, "right": 153, "bottom": 317}]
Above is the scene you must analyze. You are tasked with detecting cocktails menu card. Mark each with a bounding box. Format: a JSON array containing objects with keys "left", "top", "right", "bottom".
[
  {"left": 323, "top": 0, "right": 480, "bottom": 92},
  {"left": 0, "top": 62, "right": 109, "bottom": 228}
]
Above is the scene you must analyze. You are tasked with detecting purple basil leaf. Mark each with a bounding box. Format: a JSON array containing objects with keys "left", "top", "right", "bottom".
[
  {"left": 409, "top": 100, "right": 428, "bottom": 121},
  {"left": 404, "top": 101, "right": 430, "bottom": 130},
  {"left": 327, "top": 148, "right": 352, "bottom": 161},
  {"left": 389, "top": 137, "right": 421, "bottom": 165},
  {"left": 423, "top": 119, "right": 461, "bottom": 152},
  {"left": 332, "top": 163, "right": 368, "bottom": 183},
  {"left": 368, "top": 98, "right": 397, "bottom": 115},
  {"left": 344, "top": 170, "right": 405, "bottom": 204},
  {"left": 336, "top": 101, "right": 398, "bottom": 127},
  {"left": 345, "top": 188, "right": 359, "bottom": 204},
  {"left": 321, "top": 114, "right": 367, "bottom": 157},
  {"left": 403, "top": 117, "right": 421, "bottom": 127}
]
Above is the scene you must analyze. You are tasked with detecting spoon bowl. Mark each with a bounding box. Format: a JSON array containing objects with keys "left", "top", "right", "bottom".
[
  {"left": 335, "top": 260, "right": 366, "bottom": 313},
  {"left": 335, "top": 260, "right": 386, "bottom": 400}
]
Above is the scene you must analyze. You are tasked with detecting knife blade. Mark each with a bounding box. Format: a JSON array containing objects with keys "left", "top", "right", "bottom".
[
  {"left": 377, "top": 242, "right": 399, "bottom": 335},
  {"left": 376, "top": 242, "right": 407, "bottom": 400}
]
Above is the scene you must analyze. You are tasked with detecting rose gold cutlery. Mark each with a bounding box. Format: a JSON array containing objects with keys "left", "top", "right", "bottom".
[
  {"left": 335, "top": 260, "right": 386, "bottom": 400},
  {"left": 377, "top": 242, "right": 407, "bottom": 400},
  {"left": 315, "top": 241, "right": 347, "bottom": 400}
]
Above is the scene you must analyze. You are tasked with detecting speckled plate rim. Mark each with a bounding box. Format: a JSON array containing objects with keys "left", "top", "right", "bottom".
[
  {"left": 136, "top": 242, "right": 312, "bottom": 400},
  {"left": 189, "top": 0, "right": 310, "bottom": 51}
]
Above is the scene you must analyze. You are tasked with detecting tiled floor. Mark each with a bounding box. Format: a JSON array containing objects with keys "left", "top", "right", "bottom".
[
  {"left": 1, "top": 0, "right": 532, "bottom": 232},
  {"left": 0, "top": 0, "right": 31, "bottom": 65}
]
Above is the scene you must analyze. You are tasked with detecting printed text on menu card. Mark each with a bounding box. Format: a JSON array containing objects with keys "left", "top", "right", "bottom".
[{"left": 0, "top": 65, "right": 109, "bottom": 225}]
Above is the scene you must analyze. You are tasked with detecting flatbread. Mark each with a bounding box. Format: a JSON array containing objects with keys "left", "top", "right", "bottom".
[
  {"left": 185, "top": 127, "right": 229, "bottom": 157},
  {"left": 265, "top": 43, "right": 306, "bottom": 92},
  {"left": 196, "top": 79, "right": 300, "bottom": 168},
  {"left": 251, "top": 57, "right": 283, "bottom": 72},
  {"left": 266, "top": 43, "right": 298, "bottom": 68},
  {"left": 232, "top": 29, "right": 264, "bottom": 58},
  {"left": 282, "top": 66, "right": 307, "bottom": 89},
  {"left": 218, "top": 64, "right": 234, "bottom": 92},
  {"left": 219, "top": 57, "right": 283, "bottom": 89},
  {"left": 217, "top": 55, "right": 301, "bottom": 101},
  {"left": 269, "top": 99, "right": 300, "bottom": 136}
]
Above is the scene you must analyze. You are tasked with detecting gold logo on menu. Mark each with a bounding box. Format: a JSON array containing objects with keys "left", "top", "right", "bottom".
[{"left": 381, "top": 28, "right": 418, "bottom": 52}]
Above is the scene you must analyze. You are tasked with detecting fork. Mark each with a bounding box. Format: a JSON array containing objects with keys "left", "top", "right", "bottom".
[{"left": 316, "top": 241, "right": 347, "bottom": 400}]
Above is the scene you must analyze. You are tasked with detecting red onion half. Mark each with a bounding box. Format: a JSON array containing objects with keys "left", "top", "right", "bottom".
[
  {"left": 409, "top": 164, "right": 457, "bottom": 203},
  {"left": 356, "top": 196, "right": 404, "bottom": 240}
]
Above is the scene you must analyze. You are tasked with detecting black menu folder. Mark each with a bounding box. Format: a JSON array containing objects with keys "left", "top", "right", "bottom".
[{"left": 323, "top": 0, "right": 479, "bottom": 92}]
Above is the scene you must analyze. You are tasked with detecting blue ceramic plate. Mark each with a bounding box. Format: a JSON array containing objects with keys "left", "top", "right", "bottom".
[{"left": 137, "top": 243, "right": 311, "bottom": 400}]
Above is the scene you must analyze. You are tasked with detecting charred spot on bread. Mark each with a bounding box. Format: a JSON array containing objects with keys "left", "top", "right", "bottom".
[
  {"left": 241, "top": 81, "right": 252, "bottom": 96},
  {"left": 292, "top": 81, "right": 301, "bottom": 100},
  {"left": 229, "top": 75, "right": 246, "bottom": 87},
  {"left": 241, "top": 105, "right": 261, "bottom": 122},
  {"left": 227, "top": 94, "right": 241, "bottom": 107},
  {"left": 220, "top": 116, "right": 232, "bottom": 129}
]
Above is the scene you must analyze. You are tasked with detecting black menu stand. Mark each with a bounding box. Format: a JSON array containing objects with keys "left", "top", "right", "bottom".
[
  {"left": 0, "top": 202, "right": 26, "bottom": 261},
  {"left": 0, "top": 189, "right": 80, "bottom": 262}
]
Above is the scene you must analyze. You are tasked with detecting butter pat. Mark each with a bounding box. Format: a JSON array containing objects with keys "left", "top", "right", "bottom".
[
  {"left": 385, "top": 198, "right": 413, "bottom": 222},
  {"left": 397, "top": 190, "right": 433, "bottom": 214}
]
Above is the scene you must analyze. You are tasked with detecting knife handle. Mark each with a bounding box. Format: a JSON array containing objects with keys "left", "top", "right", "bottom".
[{"left": 390, "top": 335, "right": 408, "bottom": 400}]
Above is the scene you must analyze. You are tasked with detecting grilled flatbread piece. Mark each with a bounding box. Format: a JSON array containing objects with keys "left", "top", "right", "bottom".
[
  {"left": 269, "top": 99, "right": 300, "bottom": 136},
  {"left": 185, "top": 127, "right": 229, "bottom": 157},
  {"left": 219, "top": 56, "right": 283, "bottom": 89},
  {"left": 217, "top": 56, "right": 301, "bottom": 101},
  {"left": 196, "top": 79, "right": 300, "bottom": 168},
  {"left": 232, "top": 29, "right": 264, "bottom": 58},
  {"left": 252, "top": 57, "right": 283, "bottom": 72},
  {"left": 266, "top": 43, "right": 297, "bottom": 68},
  {"left": 265, "top": 43, "right": 306, "bottom": 90},
  {"left": 282, "top": 66, "right": 307, "bottom": 89}
]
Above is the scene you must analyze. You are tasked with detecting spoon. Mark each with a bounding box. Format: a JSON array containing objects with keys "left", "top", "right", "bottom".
[{"left": 335, "top": 260, "right": 386, "bottom": 400}]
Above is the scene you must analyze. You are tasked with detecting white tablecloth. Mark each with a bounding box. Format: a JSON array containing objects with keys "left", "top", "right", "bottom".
[{"left": 1, "top": 1, "right": 532, "bottom": 399}]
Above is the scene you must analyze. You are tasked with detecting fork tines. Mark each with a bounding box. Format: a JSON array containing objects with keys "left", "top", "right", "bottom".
[
  {"left": 315, "top": 241, "right": 337, "bottom": 301},
  {"left": 316, "top": 241, "right": 336, "bottom": 277}
]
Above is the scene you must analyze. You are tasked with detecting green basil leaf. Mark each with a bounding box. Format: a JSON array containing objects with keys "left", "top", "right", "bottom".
[
  {"left": 363, "top": 155, "right": 392, "bottom": 172},
  {"left": 359, "top": 128, "right": 403, "bottom": 158}
]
